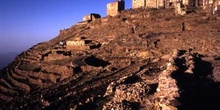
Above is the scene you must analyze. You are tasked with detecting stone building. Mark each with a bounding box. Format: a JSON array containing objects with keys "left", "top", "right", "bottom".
[
  {"left": 66, "top": 40, "right": 86, "bottom": 46},
  {"left": 132, "top": 0, "right": 165, "bottom": 9},
  {"left": 83, "top": 13, "right": 101, "bottom": 21},
  {"left": 107, "top": 0, "right": 125, "bottom": 16}
]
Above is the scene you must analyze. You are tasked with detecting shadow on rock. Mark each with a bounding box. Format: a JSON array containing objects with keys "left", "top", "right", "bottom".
[{"left": 172, "top": 53, "right": 220, "bottom": 110}]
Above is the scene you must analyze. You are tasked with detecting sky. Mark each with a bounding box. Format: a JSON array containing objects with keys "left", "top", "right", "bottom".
[{"left": 0, "top": 0, "right": 132, "bottom": 54}]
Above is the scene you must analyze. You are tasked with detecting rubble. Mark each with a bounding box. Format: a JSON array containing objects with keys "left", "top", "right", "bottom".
[
  {"left": 155, "top": 49, "right": 180, "bottom": 110},
  {"left": 103, "top": 75, "right": 150, "bottom": 110}
]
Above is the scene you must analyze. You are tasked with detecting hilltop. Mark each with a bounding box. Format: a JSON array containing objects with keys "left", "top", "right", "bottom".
[{"left": 0, "top": 8, "right": 220, "bottom": 110}]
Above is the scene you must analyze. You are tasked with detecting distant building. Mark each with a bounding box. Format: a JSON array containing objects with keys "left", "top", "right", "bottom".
[
  {"left": 65, "top": 40, "right": 89, "bottom": 50},
  {"left": 83, "top": 13, "right": 101, "bottom": 21},
  {"left": 107, "top": 0, "right": 125, "bottom": 16},
  {"left": 132, "top": 0, "right": 165, "bottom": 9}
]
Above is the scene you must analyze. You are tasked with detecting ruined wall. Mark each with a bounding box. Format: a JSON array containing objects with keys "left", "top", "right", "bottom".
[
  {"left": 107, "top": 0, "right": 125, "bottom": 16},
  {"left": 43, "top": 51, "right": 70, "bottom": 61},
  {"left": 83, "top": 13, "right": 101, "bottom": 21}
]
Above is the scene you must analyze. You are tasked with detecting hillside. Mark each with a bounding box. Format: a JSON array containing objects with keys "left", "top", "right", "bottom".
[{"left": 0, "top": 8, "right": 220, "bottom": 110}]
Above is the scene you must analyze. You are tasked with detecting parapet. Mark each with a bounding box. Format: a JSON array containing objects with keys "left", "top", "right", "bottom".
[{"left": 107, "top": 0, "right": 125, "bottom": 16}]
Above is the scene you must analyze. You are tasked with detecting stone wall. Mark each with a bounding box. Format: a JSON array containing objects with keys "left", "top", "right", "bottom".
[
  {"left": 107, "top": 0, "right": 125, "bottom": 16},
  {"left": 83, "top": 13, "right": 101, "bottom": 21}
]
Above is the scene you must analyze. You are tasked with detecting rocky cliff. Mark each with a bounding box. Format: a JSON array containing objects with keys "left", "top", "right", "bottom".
[{"left": 0, "top": 8, "right": 220, "bottom": 110}]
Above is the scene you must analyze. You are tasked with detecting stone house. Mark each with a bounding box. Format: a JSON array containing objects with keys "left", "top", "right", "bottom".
[
  {"left": 107, "top": 0, "right": 125, "bottom": 16},
  {"left": 83, "top": 13, "right": 101, "bottom": 21}
]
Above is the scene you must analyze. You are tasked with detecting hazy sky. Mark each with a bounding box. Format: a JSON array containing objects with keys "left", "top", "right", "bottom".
[{"left": 0, "top": 0, "right": 132, "bottom": 54}]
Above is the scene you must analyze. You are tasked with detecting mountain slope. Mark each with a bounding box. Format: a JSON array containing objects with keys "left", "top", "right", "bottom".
[{"left": 0, "top": 8, "right": 220, "bottom": 109}]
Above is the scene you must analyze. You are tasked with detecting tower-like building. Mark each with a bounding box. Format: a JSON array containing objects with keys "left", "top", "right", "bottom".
[{"left": 107, "top": 0, "right": 125, "bottom": 16}]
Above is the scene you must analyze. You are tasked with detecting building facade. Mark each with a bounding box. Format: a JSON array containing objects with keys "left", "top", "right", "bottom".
[{"left": 107, "top": 0, "right": 125, "bottom": 16}]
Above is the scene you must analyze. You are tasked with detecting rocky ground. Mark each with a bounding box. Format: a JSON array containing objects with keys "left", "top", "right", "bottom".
[{"left": 0, "top": 8, "right": 220, "bottom": 110}]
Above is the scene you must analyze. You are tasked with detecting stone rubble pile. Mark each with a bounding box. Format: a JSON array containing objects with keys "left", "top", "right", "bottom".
[
  {"left": 103, "top": 75, "right": 150, "bottom": 110},
  {"left": 154, "top": 49, "right": 180, "bottom": 110},
  {"left": 155, "top": 49, "right": 197, "bottom": 110},
  {"left": 183, "top": 50, "right": 196, "bottom": 74}
]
